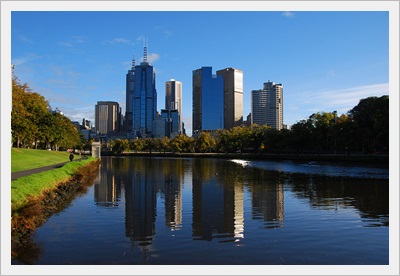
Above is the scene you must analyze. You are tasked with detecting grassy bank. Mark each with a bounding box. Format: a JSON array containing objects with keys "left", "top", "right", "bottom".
[
  {"left": 11, "top": 154, "right": 97, "bottom": 214},
  {"left": 12, "top": 148, "right": 71, "bottom": 173}
]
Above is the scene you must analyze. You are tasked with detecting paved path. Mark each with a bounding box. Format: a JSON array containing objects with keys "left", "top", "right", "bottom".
[{"left": 11, "top": 156, "right": 88, "bottom": 181}]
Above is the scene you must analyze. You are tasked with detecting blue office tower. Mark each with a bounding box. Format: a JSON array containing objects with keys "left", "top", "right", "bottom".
[
  {"left": 131, "top": 45, "right": 157, "bottom": 138},
  {"left": 192, "top": 67, "right": 224, "bottom": 134}
]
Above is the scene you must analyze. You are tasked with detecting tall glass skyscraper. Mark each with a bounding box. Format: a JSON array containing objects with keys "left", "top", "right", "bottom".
[
  {"left": 251, "top": 81, "right": 283, "bottom": 130},
  {"left": 126, "top": 46, "right": 157, "bottom": 137},
  {"left": 125, "top": 56, "right": 135, "bottom": 133},
  {"left": 192, "top": 67, "right": 224, "bottom": 133}
]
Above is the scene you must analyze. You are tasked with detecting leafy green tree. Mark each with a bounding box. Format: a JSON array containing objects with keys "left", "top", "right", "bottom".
[
  {"left": 170, "top": 134, "right": 192, "bottom": 153},
  {"left": 348, "top": 95, "right": 389, "bottom": 152},
  {"left": 12, "top": 77, "right": 49, "bottom": 148},
  {"left": 290, "top": 119, "right": 314, "bottom": 153},
  {"left": 307, "top": 112, "right": 336, "bottom": 152},
  {"left": 248, "top": 124, "right": 269, "bottom": 153},
  {"left": 157, "top": 136, "right": 170, "bottom": 153},
  {"left": 143, "top": 138, "right": 155, "bottom": 153},
  {"left": 130, "top": 139, "right": 144, "bottom": 153},
  {"left": 113, "top": 139, "right": 129, "bottom": 154},
  {"left": 194, "top": 132, "right": 216, "bottom": 153}
]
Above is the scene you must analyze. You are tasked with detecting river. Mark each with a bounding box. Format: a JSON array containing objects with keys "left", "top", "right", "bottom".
[{"left": 12, "top": 156, "right": 389, "bottom": 266}]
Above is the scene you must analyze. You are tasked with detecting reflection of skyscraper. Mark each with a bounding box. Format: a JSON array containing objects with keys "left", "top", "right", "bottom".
[
  {"left": 160, "top": 159, "right": 183, "bottom": 229},
  {"left": 251, "top": 182, "right": 284, "bottom": 226},
  {"left": 234, "top": 184, "right": 244, "bottom": 239},
  {"left": 125, "top": 159, "right": 157, "bottom": 246},
  {"left": 94, "top": 157, "right": 121, "bottom": 207},
  {"left": 192, "top": 159, "right": 244, "bottom": 242}
]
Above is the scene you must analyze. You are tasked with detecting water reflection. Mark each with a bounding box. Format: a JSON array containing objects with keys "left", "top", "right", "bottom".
[
  {"left": 251, "top": 181, "right": 284, "bottom": 228},
  {"left": 11, "top": 156, "right": 389, "bottom": 265},
  {"left": 192, "top": 159, "right": 244, "bottom": 242},
  {"left": 288, "top": 174, "right": 389, "bottom": 226},
  {"left": 94, "top": 157, "right": 121, "bottom": 207}
]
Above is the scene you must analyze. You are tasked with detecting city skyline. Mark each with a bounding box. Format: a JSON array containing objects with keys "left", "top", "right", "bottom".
[{"left": 5, "top": 3, "right": 393, "bottom": 138}]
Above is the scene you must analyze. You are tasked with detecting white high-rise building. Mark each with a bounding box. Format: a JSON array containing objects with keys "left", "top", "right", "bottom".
[
  {"left": 165, "top": 79, "right": 182, "bottom": 134},
  {"left": 251, "top": 81, "right": 283, "bottom": 130}
]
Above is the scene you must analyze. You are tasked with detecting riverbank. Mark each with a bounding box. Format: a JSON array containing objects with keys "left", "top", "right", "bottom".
[
  {"left": 108, "top": 151, "right": 389, "bottom": 167},
  {"left": 11, "top": 158, "right": 101, "bottom": 258}
]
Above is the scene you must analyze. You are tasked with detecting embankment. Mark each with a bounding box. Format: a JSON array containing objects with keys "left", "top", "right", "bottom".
[{"left": 11, "top": 159, "right": 101, "bottom": 257}]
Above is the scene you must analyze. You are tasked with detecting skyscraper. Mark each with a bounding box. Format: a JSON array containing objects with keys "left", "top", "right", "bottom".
[
  {"left": 192, "top": 67, "right": 224, "bottom": 133},
  {"left": 165, "top": 79, "right": 182, "bottom": 134},
  {"left": 95, "top": 101, "right": 121, "bottom": 135},
  {"left": 251, "top": 81, "right": 283, "bottom": 130},
  {"left": 125, "top": 55, "right": 136, "bottom": 132},
  {"left": 216, "top": 68, "right": 243, "bottom": 130},
  {"left": 126, "top": 44, "right": 157, "bottom": 138}
]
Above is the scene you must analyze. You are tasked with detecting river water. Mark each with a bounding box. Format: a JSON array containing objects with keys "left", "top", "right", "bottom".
[{"left": 12, "top": 156, "right": 389, "bottom": 265}]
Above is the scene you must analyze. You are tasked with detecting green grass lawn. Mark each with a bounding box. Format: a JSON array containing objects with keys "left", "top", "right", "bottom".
[
  {"left": 11, "top": 148, "right": 71, "bottom": 173},
  {"left": 11, "top": 155, "right": 97, "bottom": 213}
]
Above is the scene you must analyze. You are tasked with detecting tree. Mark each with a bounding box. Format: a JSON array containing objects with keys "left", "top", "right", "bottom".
[
  {"left": 12, "top": 77, "right": 49, "bottom": 148},
  {"left": 170, "top": 134, "right": 191, "bottom": 153},
  {"left": 194, "top": 132, "right": 216, "bottom": 153},
  {"left": 143, "top": 138, "right": 155, "bottom": 154},
  {"left": 348, "top": 96, "right": 389, "bottom": 152},
  {"left": 130, "top": 139, "right": 144, "bottom": 153},
  {"left": 157, "top": 137, "right": 170, "bottom": 153},
  {"left": 113, "top": 139, "right": 129, "bottom": 154}
]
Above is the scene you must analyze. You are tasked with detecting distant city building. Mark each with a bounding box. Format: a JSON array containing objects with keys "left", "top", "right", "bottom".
[
  {"left": 95, "top": 101, "right": 121, "bottom": 135},
  {"left": 161, "top": 109, "right": 180, "bottom": 138},
  {"left": 192, "top": 67, "right": 224, "bottom": 133},
  {"left": 125, "top": 44, "right": 157, "bottom": 138},
  {"left": 165, "top": 79, "right": 183, "bottom": 134},
  {"left": 251, "top": 81, "right": 283, "bottom": 130},
  {"left": 82, "top": 118, "right": 92, "bottom": 129},
  {"left": 152, "top": 112, "right": 167, "bottom": 138},
  {"left": 243, "top": 113, "right": 252, "bottom": 127},
  {"left": 216, "top": 68, "right": 243, "bottom": 129}
]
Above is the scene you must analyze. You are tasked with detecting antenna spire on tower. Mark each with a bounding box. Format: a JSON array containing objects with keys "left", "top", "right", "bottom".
[
  {"left": 132, "top": 54, "right": 136, "bottom": 68},
  {"left": 143, "top": 38, "right": 148, "bottom": 64}
]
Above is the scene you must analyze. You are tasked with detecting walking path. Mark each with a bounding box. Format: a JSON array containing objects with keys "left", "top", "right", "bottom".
[{"left": 11, "top": 156, "right": 87, "bottom": 181}]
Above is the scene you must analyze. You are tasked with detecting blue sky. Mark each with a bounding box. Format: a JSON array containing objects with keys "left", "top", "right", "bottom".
[{"left": 9, "top": 7, "right": 390, "bottom": 136}]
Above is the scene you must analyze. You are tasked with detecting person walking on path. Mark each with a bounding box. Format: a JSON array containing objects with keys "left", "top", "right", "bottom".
[
  {"left": 69, "top": 153, "right": 74, "bottom": 162},
  {"left": 11, "top": 155, "right": 88, "bottom": 181}
]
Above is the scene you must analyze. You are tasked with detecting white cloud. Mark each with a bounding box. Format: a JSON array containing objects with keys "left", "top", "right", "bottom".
[
  {"left": 147, "top": 53, "right": 160, "bottom": 63},
  {"left": 58, "top": 36, "right": 89, "bottom": 49},
  {"left": 107, "top": 38, "right": 133, "bottom": 45},
  {"left": 139, "top": 53, "right": 160, "bottom": 64},
  {"left": 12, "top": 53, "right": 42, "bottom": 66},
  {"left": 314, "top": 83, "right": 388, "bottom": 107},
  {"left": 58, "top": 41, "right": 74, "bottom": 47},
  {"left": 136, "top": 36, "right": 146, "bottom": 44},
  {"left": 285, "top": 83, "right": 389, "bottom": 125},
  {"left": 155, "top": 25, "right": 173, "bottom": 38},
  {"left": 282, "top": 11, "right": 295, "bottom": 18},
  {"left": 63, "top": 106, "right": 95, "bottom": 123},
  {"left": 299, "top": 83, "right": 389, "bottom": 115},
  {"left": 15, "top": 33, "right": 34, "bottom": 44}
]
